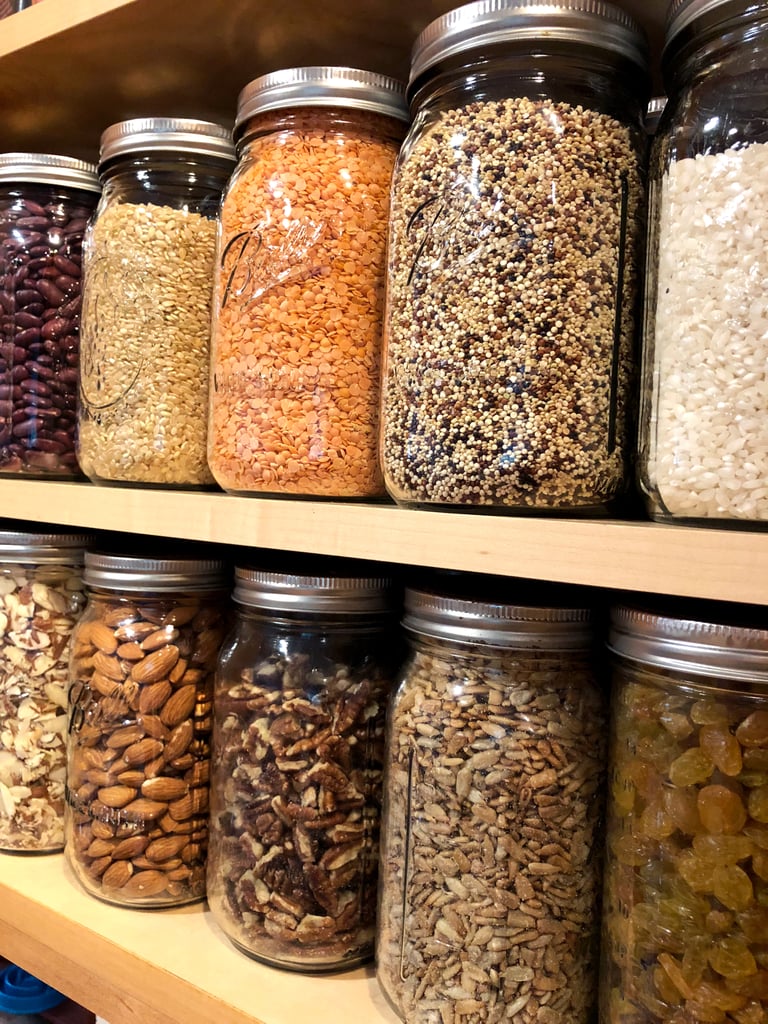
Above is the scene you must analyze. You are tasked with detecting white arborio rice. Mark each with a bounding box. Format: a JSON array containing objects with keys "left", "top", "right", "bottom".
[{"left": 647, "top": 140, "right": 768, "bottom": 521}]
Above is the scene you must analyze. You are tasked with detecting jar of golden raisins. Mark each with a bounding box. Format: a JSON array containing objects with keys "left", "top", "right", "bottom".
[{"left": 600, "top": 602, "right": 768, "bottom": 1024}]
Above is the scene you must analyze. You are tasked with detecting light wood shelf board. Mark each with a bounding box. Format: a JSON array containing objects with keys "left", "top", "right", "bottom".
[
  {"left": 0, "top": 853, "right": 397, "bottom": 1024},
  {"left": 0, "top": 479, "right": 765, "bottom": 604}
]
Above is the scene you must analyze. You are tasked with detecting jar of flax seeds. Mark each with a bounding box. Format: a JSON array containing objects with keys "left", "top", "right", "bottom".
[
  {"left": 377, "top": 584, "right": 606, "bottom": 1023},
  {"left": 381, "top": 0, "right": 650, "bottom": 514},
  {"left": 207, "top": 68, "right": 408, "bottom": 499},
  {"left": 78, "top": 118, "right": 235, "bottom": 488}
]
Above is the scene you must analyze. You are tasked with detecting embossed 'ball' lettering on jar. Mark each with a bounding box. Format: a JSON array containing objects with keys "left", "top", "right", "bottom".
[
  {"left": 380, "top": 0, "right": 650, "bottom": 513},
  {"left": 78, "top": 118, "right": 235, "bottom": 488},
  {"left": 207, "top": 67, "right": 409, "bottom": 499}
]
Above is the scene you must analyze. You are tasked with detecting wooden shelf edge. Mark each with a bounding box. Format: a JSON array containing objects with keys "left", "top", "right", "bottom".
[
  {"left": 0, "top": 0, "right": 135, "bottom": 59},
  {"left": 0, "top": 478, "right": 765, "bottom": 603},
  {"left": 0, "top": 854, "right": 397, "bottom": 1024}
]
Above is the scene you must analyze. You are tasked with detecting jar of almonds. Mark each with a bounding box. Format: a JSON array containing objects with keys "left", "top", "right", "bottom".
[
  {"left": 206, "top": 562, "right": 400, "bottom": 971},
  {"left": 377, "top": 584, "right": 606, "bottom": 1024},
  {"left": 65, "top": 548, "right": 229, "bottom": 906},
  {"left": 0, "top": 528, "right": 89, "bottom": 853},
  {"left": 601, "top": 603, "right": 768, "bottom": 1024}
]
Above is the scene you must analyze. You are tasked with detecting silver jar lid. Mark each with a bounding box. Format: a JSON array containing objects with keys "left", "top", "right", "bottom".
[
  {"left": 665, "top": 0, "right": 741, "bottom": 48},
  {"left": 85, "top": 552, "right": 228, "bottom": 592},
  {"left": 0, "top": 530, "right": 91, "bottom": 563},
  {"left": 409, "top": 0, "right": 649, "bottom": 88},
  {"left": 99, "top": 117, "right": 236, "bottom": 164},
  {"left": 608, "top": 605, "right": 768, "bottom": 684},
  {"left": 0, "top": 153, "right": 100, "bottom": 192},
  {"left": 404, "top": 589, "right": 593, "bottom": 649},
  {"left": 234, "top": 567, "right": 394, "bottom": 613},
  {"left": 234, "top": 67, "right": 410, "bottom": 134}
]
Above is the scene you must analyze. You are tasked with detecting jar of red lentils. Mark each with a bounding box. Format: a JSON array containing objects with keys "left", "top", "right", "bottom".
[
  {"left": 207, "top": 67, "right": 409, "bottom": 499},
  {"left": 601, "top": 602, "right": 768, "bottom": 1023},
  {"left": 381, "top": 0, "right": 650, "bottom": 514}
]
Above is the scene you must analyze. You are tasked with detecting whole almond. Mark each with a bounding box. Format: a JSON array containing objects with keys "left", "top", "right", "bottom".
[
  {"left": 137, "top": 713, "right": 169, "bottom": 740},
  {"left": 91, "top": 820, "right": 115, "bottom": 840},
  {"left": 121, "top": 797, "right": 167, "bottom": 822},
  {"left": 160, "top": 685, "right": 196, "bottom": 728},
  {"left": 93, "top": 650, "right": 125, "bottom": 681},
  {"left": 112, "top": 835, "right": 149, "bottom": 860},
  {"left": 114, "top": 620, "right": 155, "bottom": 641},
  {"left": 169, "top": 657, "right": 189, "bottom": 684},
  {"left": 122, "top": 869, "right": 168, "bottom": 898},
  {"left": 168, "top": 865, "right": 193, "bottom": 881},
  {"left": 192, "top": 628, "right": 221, "bottom": 665},
  {"left": 138, "top": 680, "right": 172, "bottom": 714},
  {"left": 106, "top": 724, "right": 144, "bottom": 749},
  {"left": 123, "top": 738, "right": 164, "bottom": 766},
  {"left": 168, "top": 793, "right": 193, "bottom": 822},
  {"left": 116, "top": 641, "right": 145, "bottom": 661},
  {"left": 141, "top": 628, "right": 179, "bottom": 652},
  {"left": 164, "top": 719, "right": 193, "bottom": 761},
  {"left": 141, "top": 777, "right": 188, "bottom": 802},
  {"left": 144, "top": 754, "right": 166, "bottom": 779},
  {"left": 104, "top": 604, "right": 140, "bottom": 628},
  {"left": 91, "top": 671, "right": 121, "bottom": 699},
  {"left": 102, "top": 860, "right": 134, "bottom": 888},
  {"left": 180, "top": 668, "right": 204, "bottom": 687},
  {"left": 146, "top": 835, "right": 188, "bottom": 862},
  {"left": 117, "top": 770, "right": 146, "bottom": 787},
  {"left": 131, "top": 645, "right": 180, "bottom": 684},
  {"left": 97, "top": 786, "right": 137, "bottom": 808},
  {"left": 87, "top": 837, "right": 117, "bottom": 859},
  {"left": 162, "top": 605, "right": 198, "bottom": 627},
  {"left": 159, "top": 813, "right": 194, "bottom": 835},
  {"left": 89, "top": 622, "right": 119, "bottom": 655},
  {"left": 169, "top": 754, "right": 195, "bottom": 771},
  {"left": 85, "top": 769, "right": 119, "bottom": 787},
  {"left": 87, "top": 855, "right": 112, "bottom": 878}
]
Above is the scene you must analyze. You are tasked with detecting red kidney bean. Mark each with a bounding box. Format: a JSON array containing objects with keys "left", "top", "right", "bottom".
[{"left": 53, "top": 255, "right": 80, "bottom": 275}]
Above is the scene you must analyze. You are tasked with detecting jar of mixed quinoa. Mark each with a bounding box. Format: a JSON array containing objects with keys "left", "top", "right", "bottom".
[
  {"left": 78, "top": 118, "right": 235, "bottom": 489},
  {"left": 600, "top": 603, "right": 768, "bottom": 1023},
  {"left": 377, "top": 584, "right": 606, "bottom": 1024},
  {"left": 638, "top": 0, "right": 768, "bottom": 526},
  {"left": 207, "top": 67, "right": 408, "bottom": 499},
  {"left": 381, "top": 0, "right": 650, "bottom": 514},
  {"left": 207, "top": 563, "right": 399, "bottom": 971}
]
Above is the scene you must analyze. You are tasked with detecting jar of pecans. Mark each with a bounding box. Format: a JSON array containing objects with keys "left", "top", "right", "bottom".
[
  {"left": 78, "top": 118, "right": 235, "bottom": 489},
  {"left": 65, "top": 549, "right": 229, "bottom": 907},
  {"left": 0, "top": 153, "right": 100, "bottom": 478},
  {"left": 377, "top": 585, "right": 606, "bottom": 1024},
  {"left": 206, "top": 563, "right": 399, "bottom": 971},
  {"left": 0, "top": 528, "right": 89, "bottom": 853},
  {"left": 638, "top": 0, "right": 768, "bottom": 526},
  {"left": 207, "top": 67, "right": 408, "bottom": 499},
  {"left": 601, "top": 603, "right": 768, "bottom": 1024},
  {"left": 381, "top": 0, "right": 650, "bottom": 514}
]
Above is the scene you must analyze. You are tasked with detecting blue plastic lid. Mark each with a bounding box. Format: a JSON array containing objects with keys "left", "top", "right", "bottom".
[{"left": 0, "top": 966, "right": 65, "bottom": 1015}]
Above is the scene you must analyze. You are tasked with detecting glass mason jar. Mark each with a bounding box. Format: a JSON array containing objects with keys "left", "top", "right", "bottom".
[
  {"left": 600, "top": 604, "right": 768, "bottom": 1024},
  {"left": 0, "top": 529, "right": 88, "bottom": 853},
  {"left": 377, "top": 587, "right": 606, "bottom": 1024},
  {"left": 207, "top": 68, "right": 408, "bottom": 499},
  {"left": 207, "top": 565, "right": 399, "bottom": 971},
  {"left": 66, "top": 550, "right": 229, "bottom": 907},
  {"left": 78, "top": 118, "right": 235, "bottom": 488},
  {"left": 638, "top": 0, "right": 768, "bottom": 526},
  {"left": 0, "top": 153, "right": 100, "bottom": 478},
  {"left": 380, "top": 0, "right": 650, "bottom": 514}
]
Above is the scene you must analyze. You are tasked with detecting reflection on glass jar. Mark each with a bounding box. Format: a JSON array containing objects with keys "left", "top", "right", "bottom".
[
  {"left": 0, "top": 529, "right": 89, "bottom": 852},
  {"left": 377, "top": 585, "right": 606, "bottom": 1023},
  {"left": 65, "top": 549, "right": 228, "bottom": 906},
  {"left": 207, "top": 564, "right": 399, "bottom": 971},
  {"left": 600, "top": 604, "right": 768, "bottom": 1023}
]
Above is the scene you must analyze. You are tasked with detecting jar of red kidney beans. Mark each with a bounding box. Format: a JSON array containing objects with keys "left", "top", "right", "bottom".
[{"left": 0, "top": 153, "right": 100, "bottom": 477}]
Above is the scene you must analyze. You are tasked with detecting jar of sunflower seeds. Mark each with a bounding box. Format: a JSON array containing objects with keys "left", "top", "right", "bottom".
[
  {"left": 377, "top": 584, "right": 606, "bottom": 1023},
  {"left": 381, "top": 0, "right": 650, "bottom": 513}
]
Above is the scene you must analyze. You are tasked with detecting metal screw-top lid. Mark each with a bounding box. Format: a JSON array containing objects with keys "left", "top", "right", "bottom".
[
  {"left": 665, "top": 0, "right": 744, "bottom": 49},
  {"left": 235, "top": 67, "right": 410, "bottom": 135},
  {"left": 404, "top": 588, "right": 593, "bottom": 649},
  {"left": 84, "top": 551, "right": 229, "bottom": 592},
  {"left": 608, "top": 605, "right": 768, "bottom": 684},
  {"left": 98, "top": 117, "right": 236, "bottom": 165},
  {"left": 0, "top": 530, "right": 91, "bottom": 564},
  {"left": 234, "top": 567, "right": 394, "bottom": 613},
  {"left": 409, "top": 0, "right": 649, "bottom": 90},
  {"left": 0, "top": 153, "right": 100, "bottom": 192}
]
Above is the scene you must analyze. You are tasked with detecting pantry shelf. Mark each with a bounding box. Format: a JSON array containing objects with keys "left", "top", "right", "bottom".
[
  {"left": 0, "top": 479, "right": 764, "bottom": 605},
  {"left": 0, "top": 852, "right": 397, "bottom": 1024}
]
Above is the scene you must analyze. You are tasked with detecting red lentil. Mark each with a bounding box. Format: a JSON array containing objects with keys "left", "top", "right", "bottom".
[{"left": 208, "top": 70, "right": 407, "bottom": 498}]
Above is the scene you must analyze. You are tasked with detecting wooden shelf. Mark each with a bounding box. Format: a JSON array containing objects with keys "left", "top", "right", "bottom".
[
  {"left": 0, "top": 0, "right": 666, "bottom": 162},
  {"left": 0, "top": 478, "right": 765, "bottom": 605},
  {"left": 0, "top": 853, "right": 397, "bottom": 1024}
]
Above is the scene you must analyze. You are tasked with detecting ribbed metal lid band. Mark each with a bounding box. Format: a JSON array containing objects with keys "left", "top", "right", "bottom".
[
  {"left": 0, "top": 152, "right": 100, "bottom": 191},
  {"left": 0, "top": 531, "right": 91, "bottom": 563},
  {"left": 84, "top": 552, "right": 228, "bottom": 592},
  {"left": 99, "top": 117, "right": 236, "bottom": 164},
  {"left": 233, "top": 567, "right": 393, "bottom": 612}
]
